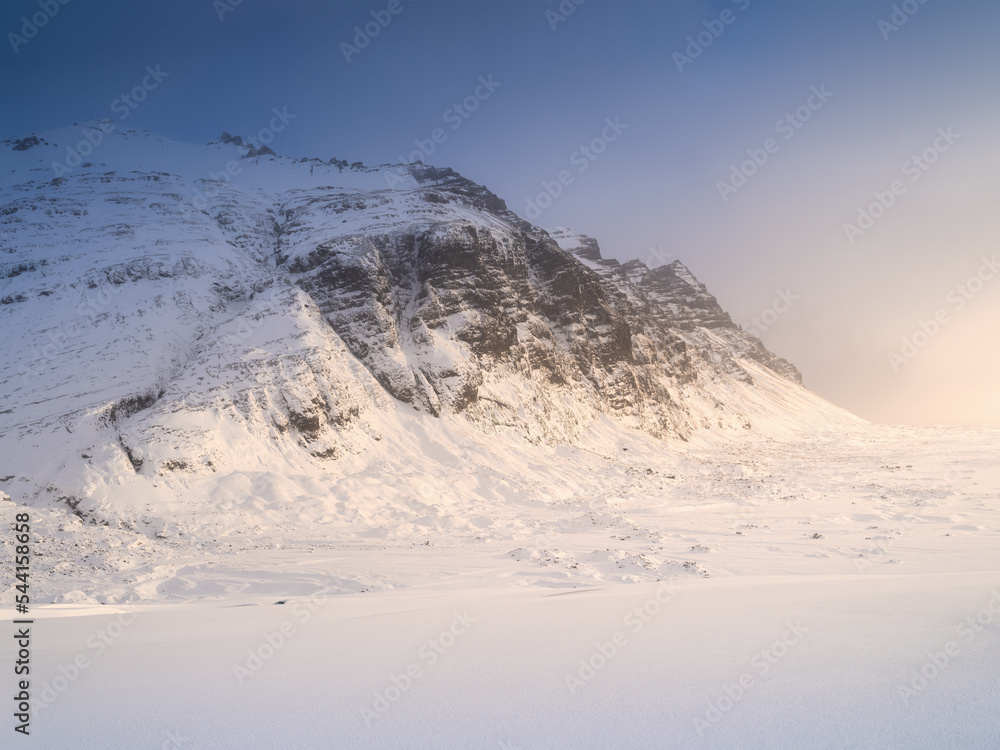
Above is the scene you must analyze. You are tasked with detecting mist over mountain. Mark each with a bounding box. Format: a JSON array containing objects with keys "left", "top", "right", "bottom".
[{"left": 2, "top": 121, "right": 998, "bottom": 750}]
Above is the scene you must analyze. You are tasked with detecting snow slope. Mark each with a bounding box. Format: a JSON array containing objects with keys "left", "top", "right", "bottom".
[
  {"left": 1, "top": 423, "right": 997, "bottom": 748},
  {"left": 1, "top": 126, "right": 996, "bottom": 749},
  {"left": 1, "top": 125, "right": 857, "bottom": 540}
]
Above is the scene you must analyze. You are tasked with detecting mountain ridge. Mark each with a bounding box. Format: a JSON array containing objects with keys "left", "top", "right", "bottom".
[{"left": 0, "top": 125, "right": 858, "bottom": 533}]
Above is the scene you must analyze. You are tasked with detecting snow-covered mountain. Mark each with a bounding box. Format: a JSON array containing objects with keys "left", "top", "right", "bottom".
[{"left": 0, "top": 123, "right": 857, "bottom": 536}]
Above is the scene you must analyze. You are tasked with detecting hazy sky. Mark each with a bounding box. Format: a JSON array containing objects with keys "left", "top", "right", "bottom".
[{"left": 2, "top": 0, "right": 997, "bottom": 425}]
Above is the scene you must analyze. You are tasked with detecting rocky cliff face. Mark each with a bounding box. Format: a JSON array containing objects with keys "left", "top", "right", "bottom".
[
  {"left": 546, "top": 226, "right": 802, "bottom": 387},
  {"left": 0, "top": 126, "right": 850, "bottom": 526},
  {"left": 278, "top": 172, "right": 695, "bottom": 440}
]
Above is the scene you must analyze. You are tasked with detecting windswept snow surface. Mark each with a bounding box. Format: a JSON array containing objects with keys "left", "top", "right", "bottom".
[
  {"left": 1, "top": 127, "right": 997, "bottom": 748},
  {"left": 2, "top": 423, "right": 998, "bottom": 749}
]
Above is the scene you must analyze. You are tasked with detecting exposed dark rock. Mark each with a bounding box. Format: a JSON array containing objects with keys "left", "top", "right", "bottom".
[{"left": 12, "top": 136, "right": 43, "bottom": 151}]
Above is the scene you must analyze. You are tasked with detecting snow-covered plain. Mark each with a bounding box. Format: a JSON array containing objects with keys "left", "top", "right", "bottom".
[
  {"left": 3, "top": 422, "right": 998, "bottom": 749},
  {"left": 1, "top": 127, "right": 997, "bottom": 748}
]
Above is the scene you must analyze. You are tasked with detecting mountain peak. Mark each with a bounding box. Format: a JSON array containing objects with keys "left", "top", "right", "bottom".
[{"left": 1, "top": 126, "right": 837, "bottom": 529}]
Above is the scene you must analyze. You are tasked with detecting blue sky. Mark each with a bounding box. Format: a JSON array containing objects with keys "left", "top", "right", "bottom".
[{"left": 2, "top": 0, "right": 998, "bottom": 424}]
